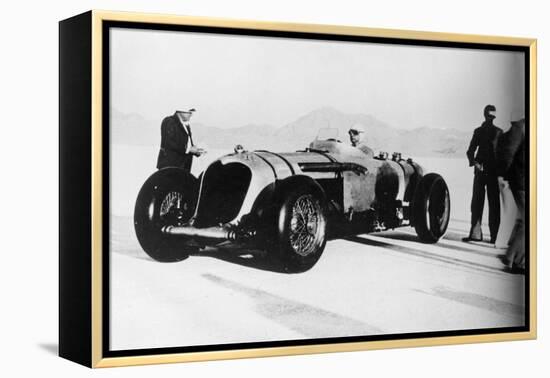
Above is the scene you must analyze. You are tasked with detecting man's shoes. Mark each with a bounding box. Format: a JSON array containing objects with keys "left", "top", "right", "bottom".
[
  {"left": 510, "top": 264, "right": 526, "bottom": 274},
  {"left": 498, "top": 255, "right": 525, "bottom": 274},
  {"left": 462, "top": 237, "right": 483, "bottom": 242},
  {"left": 502, "top": 262, "right": 526, "bottom": 275},
  {"left": 498, "top": 254, "right": 511, "bottom": 267}
]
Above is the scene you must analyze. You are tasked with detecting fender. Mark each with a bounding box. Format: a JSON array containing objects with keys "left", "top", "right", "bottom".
[{"left": 274, "top": 174, "right": 327, "bottom": 205}]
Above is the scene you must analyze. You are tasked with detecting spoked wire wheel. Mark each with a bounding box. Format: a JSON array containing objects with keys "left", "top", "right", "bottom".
[
  {"left": 134, "top": 168, "right": 198, "bottom": 262},
  {"left": 273, "top": 183, "right": 328, "bottom": 273},
  {"left": 289, "top": 194, "right": 326, "bottom": 257}
]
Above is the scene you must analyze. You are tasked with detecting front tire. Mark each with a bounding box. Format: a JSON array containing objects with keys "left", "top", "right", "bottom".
[
  {"left": 272, "top": 183, "right": 328, "bottom": 273},
  {"left": 134, "top": 168, "right": 199, "bottom": 262},
  {"left": 412, "top": 173, "right": 450, "bottom": 243}
]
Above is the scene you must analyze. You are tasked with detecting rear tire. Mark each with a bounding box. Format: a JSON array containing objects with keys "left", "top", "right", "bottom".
[
  {"left": 134, "top": 168, "right": 199, "bottom": 262},
  {"left": 412, "top": 173, "right": 450, "bottom": 243},
  {"left": 272, "top": 182, "right": 328, "bottom": 273}
]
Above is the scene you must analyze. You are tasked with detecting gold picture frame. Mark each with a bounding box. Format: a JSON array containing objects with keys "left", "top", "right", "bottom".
[{"left": 59, "top": 10, "right": 537, "bottom": 368}]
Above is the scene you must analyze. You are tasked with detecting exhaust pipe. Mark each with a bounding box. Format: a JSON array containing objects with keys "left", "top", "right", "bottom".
[{"left": 162, "top": 225, "right": 235, "bottom": 242}]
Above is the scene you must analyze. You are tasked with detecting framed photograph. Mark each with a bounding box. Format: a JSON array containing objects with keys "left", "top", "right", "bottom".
[{"left": 59, "top": 10, "right": 537, "bottom": 368}]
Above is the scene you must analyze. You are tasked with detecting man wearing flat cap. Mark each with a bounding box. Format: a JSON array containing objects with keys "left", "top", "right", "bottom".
[
  {"left": 463, "top": 104, "right": 503, "bottom": 244},
  {"left": 348, "top": 124, "right": 374, "bottom": 158},
  {"left": 156, "top": 108, "right": 206, "bottom": 172}
]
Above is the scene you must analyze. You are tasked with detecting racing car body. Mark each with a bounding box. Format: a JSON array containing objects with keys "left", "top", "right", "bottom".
[{"left": 134, "top": 137, "right": 450, "bottom": 272}]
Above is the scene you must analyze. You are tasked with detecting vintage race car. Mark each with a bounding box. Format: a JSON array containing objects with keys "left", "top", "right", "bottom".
[{"left": 134, "top": 136, "right": 450, "bottom": 272}]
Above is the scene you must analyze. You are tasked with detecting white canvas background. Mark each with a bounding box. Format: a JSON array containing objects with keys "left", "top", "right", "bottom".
[{"left": 0, "top": 0, "right": 548, "bottom": 377}]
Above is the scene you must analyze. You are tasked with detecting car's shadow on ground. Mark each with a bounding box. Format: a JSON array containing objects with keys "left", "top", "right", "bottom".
[
  {"left": 345, "top": 233, "right": 509, "bottom": 274},
  {"left": 192, "top": 247, "right": 290, "bottom": 273},
  {"left": 374, "top": 231, "right": 503, "bottom": 258},
  {"left": 112, "top": 241, "right": 288, "bottom": 272}
]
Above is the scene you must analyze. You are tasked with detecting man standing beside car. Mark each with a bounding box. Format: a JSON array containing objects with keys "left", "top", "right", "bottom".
[
  {"left": 156, "top": 108, "right": 206, "bottom": 172},
  {"left": 463, "top": 104, "right": 502, "bottom": 244},
  {"left": 496, "top": 113, "right": 526, "bottom": 273}
]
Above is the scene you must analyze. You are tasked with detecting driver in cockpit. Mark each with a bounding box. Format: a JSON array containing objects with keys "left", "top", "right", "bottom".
[{"left": 348, "top": 125, "right": 374, "bottom": 158}]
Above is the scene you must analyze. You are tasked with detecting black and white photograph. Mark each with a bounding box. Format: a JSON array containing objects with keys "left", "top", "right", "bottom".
[
  {"left": 4, "top": 0, "right": 549, "bottom": 374},
  {"left": 107, "top": 24, "right": 528, "bottom": 353}
]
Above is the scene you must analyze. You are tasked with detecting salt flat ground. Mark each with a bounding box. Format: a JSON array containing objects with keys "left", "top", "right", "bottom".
[{"left": 109, "top": 145, "right": 524, "bottom": 351}]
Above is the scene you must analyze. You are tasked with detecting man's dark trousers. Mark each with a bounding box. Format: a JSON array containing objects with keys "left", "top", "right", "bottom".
[{"left": 469, "top": 171, "right": 500, "bottom": 241}]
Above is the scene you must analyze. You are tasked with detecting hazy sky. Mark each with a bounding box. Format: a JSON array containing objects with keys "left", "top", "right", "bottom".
[{"left": 110, "top": 28, "right": 525, "bottom": 131}]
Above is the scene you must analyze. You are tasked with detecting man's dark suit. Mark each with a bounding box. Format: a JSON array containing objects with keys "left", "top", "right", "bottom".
[
  {"left": 497, "top": 122, "right": 525, "bottom": 192},
  {"left": 156, "top": 113, "right": 194, "bottom": 171},
  {"left": 466, "top": 121, "right": 503, "bottom": 241},
  {"left": 496, "top": 120, "right": 526, "bottom": 269}
]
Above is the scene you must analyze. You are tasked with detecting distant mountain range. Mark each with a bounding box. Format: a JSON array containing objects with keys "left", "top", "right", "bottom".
[{"left": 110, "top": 106, "right": 471, "bottom": 157}]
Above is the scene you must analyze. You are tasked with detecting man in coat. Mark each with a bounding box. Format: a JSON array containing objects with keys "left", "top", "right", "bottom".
[
  {"left": 497, "top": 114, "right": 526, "bottom": 273},
  {"left": 156, "top": 108, "right": 206, "bottom": 171},
  {"left": 463, "top": 104, "right": 503, "bottom": 243},
  {"left": 348, "top": 125, "right": 374, "bottom": 158}
]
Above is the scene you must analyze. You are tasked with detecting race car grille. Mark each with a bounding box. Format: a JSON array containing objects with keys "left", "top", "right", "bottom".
[{"left": 194, "top": 162, "right": 251, "bottom": 227}]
